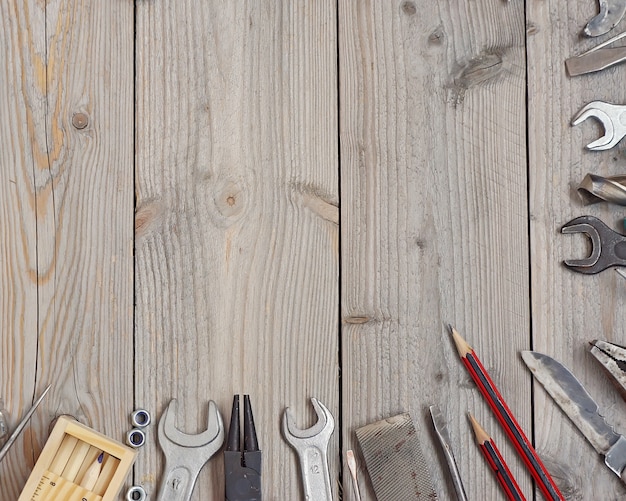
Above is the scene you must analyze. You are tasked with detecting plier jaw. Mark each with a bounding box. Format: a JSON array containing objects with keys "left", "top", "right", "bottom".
[
  {"left": 225, "top": 395, "right": 262, "bottom": 501},
  {"left": 590, "top": 340, "right": 626, "bottom": 399}
]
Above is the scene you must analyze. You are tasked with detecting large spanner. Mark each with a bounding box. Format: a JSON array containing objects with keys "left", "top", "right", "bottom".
[
  {"left": 282, "top": 398, "right": 335, "bottom": 501},
  {"left": 157, "top": 398, "right": 225, "bottom": 501}
]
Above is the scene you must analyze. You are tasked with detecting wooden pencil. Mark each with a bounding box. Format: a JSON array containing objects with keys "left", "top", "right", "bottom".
[
  {"left": 79, "top": 452, "right": 104, "bottom": 491},
  {"left": 48, "top": 435, "right": 79, "bottom": 475},
  {"left": 469, "top": 413, "right": 526, "bottom": 501},
  {"left": 451, "top": 327, "right": 563, "bottom": 501}
]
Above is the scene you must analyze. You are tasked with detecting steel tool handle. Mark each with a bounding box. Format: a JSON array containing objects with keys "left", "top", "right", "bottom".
[
  {"left": 156, "top": 462, "right": 201, "bottom": 501},
  {"left": 297, "top": 445, "right": 332, "bottom": 501}
]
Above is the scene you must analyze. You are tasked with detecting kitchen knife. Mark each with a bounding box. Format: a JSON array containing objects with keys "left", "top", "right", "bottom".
[{"left": 521, "top": 351, "right": 626, "bottom": 482}]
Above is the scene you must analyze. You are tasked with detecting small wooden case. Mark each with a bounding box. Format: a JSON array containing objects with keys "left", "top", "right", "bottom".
[{"left": 19, "top": 416, "right": 136, "bottom": 501}]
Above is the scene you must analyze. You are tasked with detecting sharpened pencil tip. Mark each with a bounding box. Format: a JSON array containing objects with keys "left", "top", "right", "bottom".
[
  {"left": 467, "top": 413, "right": 490, "bottom": 445},
  {"left": 450, "top": 326, "right": 472, "bottom": 358}
]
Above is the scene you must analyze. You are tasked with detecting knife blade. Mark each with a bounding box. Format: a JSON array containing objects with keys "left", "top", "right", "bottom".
[{"left": 521, "top": 351, "right": 626, "bottom": 481}]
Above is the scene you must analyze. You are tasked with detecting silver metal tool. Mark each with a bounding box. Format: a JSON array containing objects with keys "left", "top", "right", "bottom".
[
  {"left": 572, "top": 101, "right": 626, "bottom": 150},
  {"left": 522, "top": 351, "right": 626, "bottom": 483},
  {"left": 282, "top": 397, "right": 334, "bottom": 501},
  {"left": 578, "top": 174, "right": 626, "bottom": 205},
  {"left": 0, "top": 401, "right": 8, "bottom": 441},
  {"left": 566, "top": 30, "right": 626, "bottom": 75},
  {"left": 590, "top": 340, "right": 626, "bottom": 396},
  {"left": 0, "top": 384, "right": 50, "bottom": 463},
  {"left": 355, "top": 413, "right": 438, "bottom": 500},
  {"left": 156, "top": 398, "right": 224, "bottom": 501},
  {"left": 429, "top": 406, "right": 467, "bottom": 501},
  {"left": 561, "top": 215, "right": 626, "bottom": 274},
  {"left": 585, "top": 0, "right": 626, "bottom": 36}
]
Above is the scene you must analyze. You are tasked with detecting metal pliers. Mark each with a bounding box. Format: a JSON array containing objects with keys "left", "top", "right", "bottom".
[
  {"left": 562, "top": 216, "right": 626, "bottom": 274},
  {"left": 225, "top": 395, "right": 262, "bottom": 501},
  {"left": 572, "top": 101, "right": 626, "bottom": 151},
  {"left": 590, "top": 340, "right": 626, "bottom": 398}
]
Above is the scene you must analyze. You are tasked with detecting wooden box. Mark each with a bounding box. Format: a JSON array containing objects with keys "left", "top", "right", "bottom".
[{"left": 18, "top": 416, "right": 136, "bottom": 501}]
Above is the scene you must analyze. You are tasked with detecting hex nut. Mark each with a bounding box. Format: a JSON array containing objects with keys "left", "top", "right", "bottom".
[
  {"left": 126, "top": 485, "right": 147, "bottom": 501},
  {"left": 126, "top": 428, "right": 146, "bottom": 448},
  {"left": 131, "top": 409, "right": 151, "bottom": 428}
]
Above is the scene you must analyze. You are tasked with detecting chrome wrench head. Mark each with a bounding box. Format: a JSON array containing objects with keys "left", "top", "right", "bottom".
[
  {"left": 584, "top": 0, "right": 626, "bottom": 37},
  {"left": 562, "top": 215, "right": 626, "bottom": 274},
  {"left": 156, "top": 398, "right": 224, "bottom": 501},
  {"left": 283, "top": 398, "right": 334, "bottom": 443},
  {"left": 572, "top": 101, "right": 626, "bottom": 151},
  {"left": 282, "top": 398, "right": 335, "bottom": 501}
]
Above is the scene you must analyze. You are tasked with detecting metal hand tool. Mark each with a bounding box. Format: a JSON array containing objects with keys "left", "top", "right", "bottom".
[
  {"left": 282, "top": 397, "right": 334, "bottom": 501},
  {"left": 590, "top": 340, "right": 626, "bottom": 397},
  {"left": 156, "top": 398, "right": 224, "bottom": 501},
  {"left": 584, "top": 0, "right": 626, "bottom": 36},
  {"left": 225, "top": 395, "right": 262, "bottom": 501},
  {"left": 430, "top": 406, "right": 467, "bottom": 501},
  {"left": 0, "top": 384, "right": 50, "bottom": 463},
  {"left": 566, "top": 30, "right": 626, "bottom": 75},
  {"left": 562, "top": 215, "right": 626, "bottom": 274},
  {"left": 578, "top": 174, "right": 626, "bottom": 205},
  {"left": 572, "top": 101, "right": 626, "bottom": 150},
  {"left": 522, "top": 351, "right": 626, "bottom": 483}
]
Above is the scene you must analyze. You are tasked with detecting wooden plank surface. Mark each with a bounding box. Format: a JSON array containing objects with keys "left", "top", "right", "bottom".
[
  {"left": 528, "top": 1, "right": 626, "bottom": 499},
  {"left": 4, "top": 0, "right": 626, "bottom": 500},
  {"left": 134, "top": 2, "right": 338, "bottom": 499},
  {"left": 339, "top": 0, "right": 532, "bottom": 499},
  {"left": 0, "top": 0, "right": 133, "bottom": 499}
]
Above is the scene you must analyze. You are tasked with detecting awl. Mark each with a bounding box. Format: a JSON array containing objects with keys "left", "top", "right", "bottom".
[{"left": 522, "top": 351, "right": 626, "bottom": 482}]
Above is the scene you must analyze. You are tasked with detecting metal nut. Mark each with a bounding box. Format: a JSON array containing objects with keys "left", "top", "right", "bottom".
[
  {"left": 131, "top": 409, "right": 151, "bottom": 428},
  {"left": 126, "top": 428, "right": 146, "bottom": 448},
  {"left": 126, "top": 486, "right": 147, "bottom": 501}
]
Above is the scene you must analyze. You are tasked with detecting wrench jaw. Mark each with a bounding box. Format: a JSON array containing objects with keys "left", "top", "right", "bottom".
[
  {"left": 562, "top": 219, "right": 603, "bottom": 273},
  {"left": 160, "top": 399, "right": 224, "bottom": 451},
  {"left": 572, "top": 105, "right": 617, "bottom": 151},
  {"left": 584, "top": 0, "right": 626, "bottom": 37},
  {"left": 282, "top": 398, "right": 334, "bottom": 444}
]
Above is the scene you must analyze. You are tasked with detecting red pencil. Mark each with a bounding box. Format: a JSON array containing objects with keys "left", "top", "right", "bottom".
[
  {"left": 469, "top": 413, "right": 526, "bottom": 501},
  {"left": 451, "top": 327, "right": 563, "bottom": 501}
]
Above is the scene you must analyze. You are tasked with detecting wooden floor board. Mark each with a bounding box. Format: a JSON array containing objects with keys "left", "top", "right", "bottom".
[
  {"left": 135, "top": 2, "right": 338, "bottom": 498},
  {"left": 0, "top": 0, "right": 133, "bottom": 499},
  {"left": 339, "top": 0, "right": 530, "bottom": 499}
]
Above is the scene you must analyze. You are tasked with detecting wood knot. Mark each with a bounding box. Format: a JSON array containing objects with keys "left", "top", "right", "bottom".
[
  {"left": 207, "top": 173, "right": 253, "bottom": 228},
  {"left": 428, "top": 27, "right": 445, "bottom": 45},
  {"left": 401, "top": 1, "right": 417, "bottom": 15},
  {"left": 135, "top": 199, "right": 164, "bottom": 238},
  {"left": 71, "top": 112, "right": 89, "bottom": 130},
  {"left": 456, "top": 52, "right": 503, "bottom": 90},
  {"left": 526, "top": 22, "right": 539, "bottom": 36}
]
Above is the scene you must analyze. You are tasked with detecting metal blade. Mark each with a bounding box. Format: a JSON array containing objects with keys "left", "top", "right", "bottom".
[{"left": 521, "top": 351, "right": 621, "bottom": 455}]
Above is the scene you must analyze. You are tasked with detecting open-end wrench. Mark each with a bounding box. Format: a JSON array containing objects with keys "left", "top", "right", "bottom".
[
  {"left": 562, "top": 215, "right": 626, "bottom": 274},
  {"left": 282, "top": 398, "right": 335, "bottom": 501},
  {"left": 157, "top": 398, "right": 225, "bottom": 501}
]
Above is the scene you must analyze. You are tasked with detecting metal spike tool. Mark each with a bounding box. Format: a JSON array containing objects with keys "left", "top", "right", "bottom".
[{"left": 355, "top": 413, "right": 437, "bottom": 500}]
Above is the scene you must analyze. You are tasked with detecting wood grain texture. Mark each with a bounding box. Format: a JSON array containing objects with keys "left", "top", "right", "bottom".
[
  {"left": 135, "top": 2, "right": 338, "bottom": 499},
  {"left": 528, "top": 1, "right": 626, "bottom": 499},
  {"left": 339, "top": 0, "right": 531, "bottom": 499},
  {"left": 0, "top": 1, "right": 133, "bottom": 498}
]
